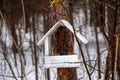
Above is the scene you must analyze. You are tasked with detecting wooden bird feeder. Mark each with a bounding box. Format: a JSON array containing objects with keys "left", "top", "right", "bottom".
[{"left": 37, "top": 19, "right": 88, "bottom": 80}]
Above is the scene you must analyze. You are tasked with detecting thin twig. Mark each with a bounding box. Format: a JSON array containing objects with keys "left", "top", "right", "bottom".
[
  {"left": 114, "top": 34, "right": 119, "bottom": 80},
  {"left": 20, "top": 0, "right": 27, "bottom": 50}
]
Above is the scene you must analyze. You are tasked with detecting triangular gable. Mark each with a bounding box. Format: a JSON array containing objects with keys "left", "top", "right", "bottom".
[{"left": 37, "top": 19, "right": 88, "bottom": 46}]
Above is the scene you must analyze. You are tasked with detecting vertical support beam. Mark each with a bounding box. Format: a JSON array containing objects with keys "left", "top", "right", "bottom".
[
  {"left": 74, "top": 37, "right": 79, "bottom": 80},
  {"left": 74, "top": 37, "right": 79, "bottom": 55},
  {"left": 45, "top": 36, "right": 57, "bottom": 80},
  {"left": 45, "top": 36, "right": 50, "bottom": 56},
  {"left": 49, "top": 68, "right": 57, "bottom": 80},
  {"left": 44, "top": 36, "right": 49, "bottom": 80},
  {"left": 40, "top": 37, "right": 49, "bottom": 80}
]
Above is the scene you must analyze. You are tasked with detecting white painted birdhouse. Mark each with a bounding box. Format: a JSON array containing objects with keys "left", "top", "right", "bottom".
[
  {"left": 37, "top": 19, "right": 88, "bottom": 80},
  {"left": 37, "top": 19, "right": 88, "bottom": 68}
]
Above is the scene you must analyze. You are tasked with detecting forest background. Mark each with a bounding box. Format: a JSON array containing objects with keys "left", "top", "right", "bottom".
[{"left": 0, "top": 0, "right": 120, "bottom": 80}]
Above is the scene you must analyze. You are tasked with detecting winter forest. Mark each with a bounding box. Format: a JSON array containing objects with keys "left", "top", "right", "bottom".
[{"left": 0, "top": 0, "right": 120, "bottom": 80}]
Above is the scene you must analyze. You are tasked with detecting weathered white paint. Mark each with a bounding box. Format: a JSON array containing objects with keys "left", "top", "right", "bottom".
[
  {"left": 45, "top": 36, "right": 50, "bottom": 56},
  {"left": 45, "top": 55, "right": 79, "bottom": 64},
  {"left": 37, "top": 19, "right": 88, "bottom": 46},
  {"left": 49, "top": 68, "right": 57, "bottom": 80},
  {"left": 76, "top": 31, "right": 88, "bottom": 44},
  {"left": 44, "top": 62, "right": 80, "bottom": 68},
  {"left": 43, "top": 37, "right": 50, "bottom": 80},
  {"left": 37, "top": 19, "right": 89, "bottom": 80},
  {"left": 74, "top": 37, "right": 79, "bottom": 55},
  {"left": 45, "top": 37, "right": 57, "bottom": 80},
  {"left": 44, "top": 55, "right": 80, "bottom": 68}
]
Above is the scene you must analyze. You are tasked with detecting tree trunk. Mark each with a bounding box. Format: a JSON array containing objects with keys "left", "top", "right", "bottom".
[
  {"left": 105, "top": 0, "right": 118, "bottom": 79},
  {"left": 50, "top": 1, "right": 77, "bottom": 80}
]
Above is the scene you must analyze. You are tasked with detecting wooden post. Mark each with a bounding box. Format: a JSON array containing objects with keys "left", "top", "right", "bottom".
[
  {"left": 45, "top": 36, "right": 57, "bottom": 80},
  {"left": 44, "top": 37, "right": 50, "bottom": 80},
  {"left": 50, "top": 1, "right": 77, "bottom": 80}
]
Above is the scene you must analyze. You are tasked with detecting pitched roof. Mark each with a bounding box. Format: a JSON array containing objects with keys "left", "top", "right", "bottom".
[{"left": 37, "top": 19, "right": 88, "bottom": 45}]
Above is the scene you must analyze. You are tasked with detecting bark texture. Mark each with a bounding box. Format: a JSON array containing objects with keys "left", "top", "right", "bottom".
[{"left": 51, "top": 1, "right": 77, "bottom": 80}]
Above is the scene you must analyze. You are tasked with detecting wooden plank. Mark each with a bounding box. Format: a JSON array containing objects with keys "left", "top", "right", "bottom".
[
  {"left": 44, "top": 37, "right": 50, "bottom": 80},
  {"left": 44, "top": 55, "right": 80, "bottom": 68},
  {"left": 44, "top": 62, "right": 80, "bottom": 68},
  {"left": 49, "top": 68, "right": 57, "bottom": 80},
  {"left": 75, "top": 31, "right": 88, "bottom": 44},
  {"left": 45, "top": 36, "right": 50, "bottom": 55},
  {"left": 74, "top": 37, "right": 79, "bottom": 55},
  {"left": 45, "top": 55, "right": 79, "bottom": 64}
]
